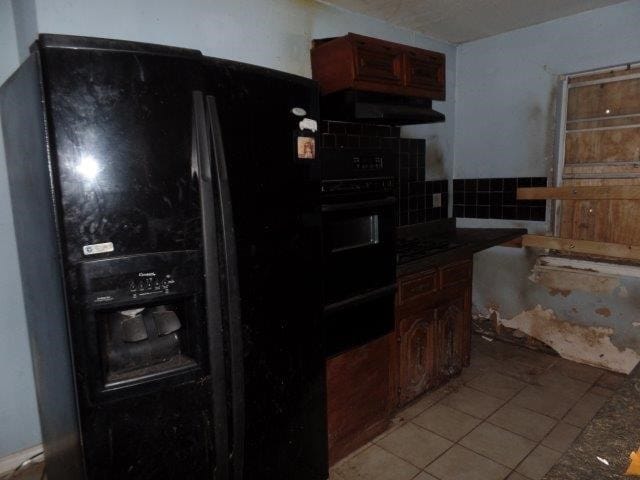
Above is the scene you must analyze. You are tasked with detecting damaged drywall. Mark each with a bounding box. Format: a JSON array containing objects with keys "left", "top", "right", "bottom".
[
  {"left": 472, "top": 246, "right": 640, "bottom": 374},
  {"left": 493, "top": 305, "right": 640, "bottom": 374},
  {"left": 529, "top": 264, "right": 622, "bottom": 296}
]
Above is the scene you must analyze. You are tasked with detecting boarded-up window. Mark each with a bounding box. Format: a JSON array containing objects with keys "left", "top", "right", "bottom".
[{"left": 556, "top": 65, "right": 640, "bottom": 253}]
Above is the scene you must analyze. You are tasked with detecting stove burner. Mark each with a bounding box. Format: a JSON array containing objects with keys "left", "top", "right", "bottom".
[{"left": 396, "top": 237, "right": 462, "bottom": 265}]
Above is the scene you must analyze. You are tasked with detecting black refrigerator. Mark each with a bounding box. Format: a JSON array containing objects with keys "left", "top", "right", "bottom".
[{"left": 0, "top": 34, "right": 327, "bottom": 480}]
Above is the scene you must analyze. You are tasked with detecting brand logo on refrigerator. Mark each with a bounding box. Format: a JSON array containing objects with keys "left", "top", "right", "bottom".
[{"left": 82, "top": 242, "right": 114, "bottom": 256}]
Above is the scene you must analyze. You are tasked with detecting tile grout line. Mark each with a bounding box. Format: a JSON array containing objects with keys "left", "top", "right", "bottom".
[{"left": 352, "top": 340, "right": 609, "bottom": 480}]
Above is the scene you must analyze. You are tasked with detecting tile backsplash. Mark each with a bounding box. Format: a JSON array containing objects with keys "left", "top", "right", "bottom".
[
  {"left": 321, "top": 121, "right": 449, "bottom": 228},
  {"left": 320, "top": 121, "right": 400, "bottom": 150},
  {"left": 452, "top": 177, "right": 547, "bottom": 221}
]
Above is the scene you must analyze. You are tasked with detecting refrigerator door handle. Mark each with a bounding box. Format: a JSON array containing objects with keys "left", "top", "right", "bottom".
[
  {"left": 205, "top": 94, "right": 246, "bottom": 480},
  {"left": 193, "top": 90, "right": 230, "bottom": 480}
]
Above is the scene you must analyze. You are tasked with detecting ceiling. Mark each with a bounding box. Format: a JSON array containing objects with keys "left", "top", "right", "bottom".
[{"left": 317, "top": 0, "right": 630, "bottom": 44}]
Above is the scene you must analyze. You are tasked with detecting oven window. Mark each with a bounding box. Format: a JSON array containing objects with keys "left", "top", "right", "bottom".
[{"left": 329, "top": 215, "right": 380, "bottom": 252}]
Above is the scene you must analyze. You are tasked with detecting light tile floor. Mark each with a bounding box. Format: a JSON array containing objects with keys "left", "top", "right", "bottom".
[{"left": 330, "top": 335, "right": 626, "bottom": 480}]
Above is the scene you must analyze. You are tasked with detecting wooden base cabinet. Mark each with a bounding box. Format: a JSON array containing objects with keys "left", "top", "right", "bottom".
[
  {"left": 395, "top": 260, "right": 472, "bottom": 407},
  {"left": 326, "top": 334, "right": 392, "bottom": 465},
  {"left": 325, "top": 259, "right": 472, "bottom": 464}
]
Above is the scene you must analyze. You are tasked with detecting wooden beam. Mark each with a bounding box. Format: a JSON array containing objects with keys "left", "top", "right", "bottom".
[
  {"left": 522, "top": 234, "right": 640, "bottom": 261},
  {"left": 518, "top": 185, "right": 640, "bottom": 200}
]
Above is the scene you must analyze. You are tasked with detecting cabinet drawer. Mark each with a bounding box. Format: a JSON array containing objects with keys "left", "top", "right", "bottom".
[
  {"left": 440, "top": 260, "right": 472, "bottom": 288},
  {"left": 397, "top": 269, "right": 438, "bottom": 306},
  {"left": 404, "top": 50, "right": 445, "bottom": 99},
  {"left": 354, "top": 42, "right": 403, "bottom": 85}
]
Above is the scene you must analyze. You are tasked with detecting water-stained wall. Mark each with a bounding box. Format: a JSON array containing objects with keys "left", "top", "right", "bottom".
[{"left": 454, "top": 0, "right": 640, "bottom": 374}]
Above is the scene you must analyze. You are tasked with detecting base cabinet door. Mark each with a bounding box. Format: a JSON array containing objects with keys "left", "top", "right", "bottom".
[
  {"left": 435, "top": 296, "right": 467, "bottom": 380},
  {"left": 394, "top": 260, "right": 473, "bottom": 408},
  {"left": 398, "top": 308, "right": 436, "bottom": 405},
  {"left": 326, "top": 334, "right": 391, "bottom": 465}
]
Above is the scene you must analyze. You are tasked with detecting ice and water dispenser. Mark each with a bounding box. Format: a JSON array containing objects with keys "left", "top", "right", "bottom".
[{"left": 78, "top": 251, "right": 206, "bottom": 392}]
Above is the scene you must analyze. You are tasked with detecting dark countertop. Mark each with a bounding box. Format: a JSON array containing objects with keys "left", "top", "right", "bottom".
[
  {"left": 544, "top": 367, "right": 640, "bottom": 479},
  {"left": 396, "top": 219, "right": 527, "bottom": 276}
]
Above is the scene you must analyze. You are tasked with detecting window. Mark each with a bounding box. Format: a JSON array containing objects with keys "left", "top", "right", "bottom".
[{"left": 550, "top": 63, "right": 640, "bottom": 261}]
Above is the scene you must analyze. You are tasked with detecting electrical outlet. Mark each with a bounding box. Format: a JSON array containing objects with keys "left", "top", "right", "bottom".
[{"left": 432, "top": 193, "right": 442, "bottom": 207}]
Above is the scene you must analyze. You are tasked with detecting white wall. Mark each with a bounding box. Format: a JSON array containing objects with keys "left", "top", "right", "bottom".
[
  {"left": 454, "top": 0, "right": 640, "bottom": 372},
  {"left": 1, "top": 0, "right": 455, "bottom": 457},
  {"left": 0, "top": 0, "right": 43, "bottom": 458},
  {"left": 454, "top": 0, "right": 640, "bottom": 178}
]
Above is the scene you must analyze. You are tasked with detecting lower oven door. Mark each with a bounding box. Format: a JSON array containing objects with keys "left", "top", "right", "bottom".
[
  {"left": 324, "top": 284, "right": 396, "bottom": 357},
  {"left": 322, "top": 196, "right": 396, "bottom": 305}
]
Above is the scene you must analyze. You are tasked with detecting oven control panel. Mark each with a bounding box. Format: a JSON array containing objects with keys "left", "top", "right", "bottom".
[
  {"left": 321, "top": 147, "right": 395, "bottom": 181},
  {"left": 352, "top": 156, "right": 384, "bottom": 171}
]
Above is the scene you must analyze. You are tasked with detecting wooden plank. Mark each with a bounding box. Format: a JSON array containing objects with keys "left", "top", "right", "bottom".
[
  {"left": 500, "top": 236, "right": 523, "bottom": 248},
  {"left": 518, "top": 185, "right": 640, "bottom": 200},
  {"left": 522, "top": 234, "right": 640, "bottom": 261}
]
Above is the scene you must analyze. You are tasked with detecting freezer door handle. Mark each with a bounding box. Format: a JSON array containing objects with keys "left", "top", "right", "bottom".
[
  {"left": 206, "top": 94, "right": 246, "bottom": 480},
  {"left": 193, "top": 90, "right": 230, "bottom": 479}
]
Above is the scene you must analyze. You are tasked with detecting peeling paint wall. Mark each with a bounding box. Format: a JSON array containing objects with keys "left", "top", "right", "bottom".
[
  {"left": 472, "top": 245, "right": 640, "bottom": 373},
  {"left": 455, "top": 1, "right": 640, "bottom": 374}
]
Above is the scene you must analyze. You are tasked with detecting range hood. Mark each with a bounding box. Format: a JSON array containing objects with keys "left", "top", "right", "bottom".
[{"left": 320, "top": 90, "right": 445, "bottom": 126}]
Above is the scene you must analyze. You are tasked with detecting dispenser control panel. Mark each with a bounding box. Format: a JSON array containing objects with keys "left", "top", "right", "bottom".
[
  {"left": 79, "top": 251, "right": 201, "bottom": 306},
  {"left": 127, "top": 274, "right": 175, "bottom": 294}
]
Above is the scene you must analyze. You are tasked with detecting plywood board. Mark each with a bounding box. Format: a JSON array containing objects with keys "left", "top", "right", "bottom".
[
  {"left": 565, "top": 126, "right": 640, "bottom": 164},
  {"left": 567, "top": 77, "right": 640, "bottom": 121},
  {"left": 518, "top": 185, "right": 640, "bottom": 200}
]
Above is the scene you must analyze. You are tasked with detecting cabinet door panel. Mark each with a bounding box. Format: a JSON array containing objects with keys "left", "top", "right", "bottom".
[
  {"left": 354, "top": 43, "right": 403, "bottom": 85},
  {"left": 436, "top": 297, "right": 466, "bottom": 379},
  {"left": 326, "top": 335, "right": 391, "bottom": 465},
  {"left": 398, "top": 308, "right": 436, "bottom": 405},
  {"left": 404, "top": 50, "right": 445, "bottom": 99}
]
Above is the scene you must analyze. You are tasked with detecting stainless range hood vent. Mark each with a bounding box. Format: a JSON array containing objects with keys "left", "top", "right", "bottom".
[{"left": 320, "top": 90, "right": 445, "bottom": 125}]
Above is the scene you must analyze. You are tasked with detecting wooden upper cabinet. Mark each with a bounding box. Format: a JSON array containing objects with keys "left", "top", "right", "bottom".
[
  {"left": 404, "top": 49, "right": 445, "bottom": 95},
  {"left": 353, "top": 41, "right": 403, "bottom": 85},
  {"left": 311, "top": 33, "right": 445, "bottom": 101}
]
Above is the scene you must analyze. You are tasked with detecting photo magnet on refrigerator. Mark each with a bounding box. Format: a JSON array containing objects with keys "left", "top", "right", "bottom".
[{"left": 297, "top": 137, "right": 316, "bottom": 159}]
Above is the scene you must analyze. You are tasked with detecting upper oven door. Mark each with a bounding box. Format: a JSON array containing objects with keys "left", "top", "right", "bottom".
[{"left": 322, "top": 196, "right": 396, "bottom": 305}]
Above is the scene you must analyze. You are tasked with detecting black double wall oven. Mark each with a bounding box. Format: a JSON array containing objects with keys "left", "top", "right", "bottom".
[{"left": 321, "top": 148, "right": 397, "bottom": 357}]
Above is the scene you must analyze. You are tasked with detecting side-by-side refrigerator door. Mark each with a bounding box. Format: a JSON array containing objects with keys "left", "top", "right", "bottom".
[
  {"left": 37, "top": 38, "right": 232, "bottom": 480},
  {"left": 204, "top": 60, "right": 327, "bottom": 480}
]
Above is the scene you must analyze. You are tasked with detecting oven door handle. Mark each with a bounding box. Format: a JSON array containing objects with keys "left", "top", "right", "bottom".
[
  {"left": 324, "top": 284, "right": 397, "bottom": 314},
  {"left": 321, "top": 196, "right": 396, "bottom": 212}
]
